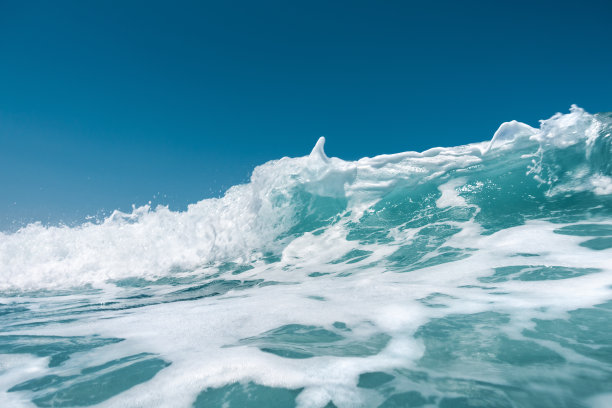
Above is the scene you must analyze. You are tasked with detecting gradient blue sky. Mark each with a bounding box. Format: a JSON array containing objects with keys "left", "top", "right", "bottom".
[{"left": 1, "top": 0, "right": 611, "bottom": 230}]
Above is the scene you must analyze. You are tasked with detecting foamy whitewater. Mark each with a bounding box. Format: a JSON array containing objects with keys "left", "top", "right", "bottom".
[{"left": 1, "top": 106, "right": 611, "bottom": 407}]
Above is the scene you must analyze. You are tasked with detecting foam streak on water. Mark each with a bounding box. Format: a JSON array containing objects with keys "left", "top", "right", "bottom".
[{"left": 1, "top": 106, "right": 612, "bottom": 407}]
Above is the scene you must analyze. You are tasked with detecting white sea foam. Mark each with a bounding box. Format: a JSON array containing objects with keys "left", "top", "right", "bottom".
[
  {"left": 485, "top": 120, "right": 537, "bottom": 153},
  {"left": 435, "top": 178, "right": 468, "bottom": 208},
  {"left": 4, "top": 218, "right": 608, "bottom": 407}
]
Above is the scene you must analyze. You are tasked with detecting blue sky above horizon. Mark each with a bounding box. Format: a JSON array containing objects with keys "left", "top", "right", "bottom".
[{"left": 1, "top": 0, "right": 611, "bottom": 230}]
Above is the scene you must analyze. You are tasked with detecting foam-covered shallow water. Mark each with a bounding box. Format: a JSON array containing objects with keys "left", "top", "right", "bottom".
[{"left": 1, "top": 106, "right": 611, "bottom": 407}]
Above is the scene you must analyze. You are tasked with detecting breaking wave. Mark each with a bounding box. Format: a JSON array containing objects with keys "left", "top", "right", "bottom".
[
  {"left": 1, "top": 105, "right": 610, "bottom": 290},
  {"left": 1, "top": 106, "right": 611, "bottom": 408}
]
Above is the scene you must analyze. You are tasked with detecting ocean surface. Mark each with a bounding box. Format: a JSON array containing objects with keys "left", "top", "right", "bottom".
[{"left": 1, "top": 106, "right": 611, "bottom": 408}]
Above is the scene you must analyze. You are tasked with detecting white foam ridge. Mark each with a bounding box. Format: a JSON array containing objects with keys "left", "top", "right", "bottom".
[{"left": 0, "top": 105, "right": 610, "bottom": 290}]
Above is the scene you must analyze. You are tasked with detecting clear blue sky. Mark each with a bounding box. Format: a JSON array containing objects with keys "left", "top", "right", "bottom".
[{"left": 1, "top": 0, "right": 611, "bottom": 230}]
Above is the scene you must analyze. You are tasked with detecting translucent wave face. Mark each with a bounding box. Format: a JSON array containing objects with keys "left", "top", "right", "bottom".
[{"left": 0, "top": 106, "right": 611, "bottom": 408}]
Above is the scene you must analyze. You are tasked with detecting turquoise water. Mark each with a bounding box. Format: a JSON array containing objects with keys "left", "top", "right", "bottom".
[{"left": 1, "top": 106, "right": 611, "bottom": 407}]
